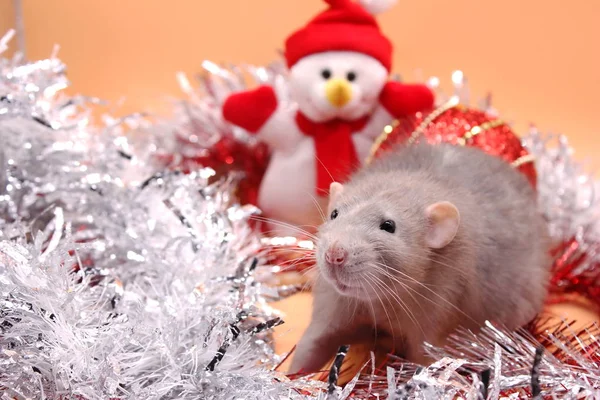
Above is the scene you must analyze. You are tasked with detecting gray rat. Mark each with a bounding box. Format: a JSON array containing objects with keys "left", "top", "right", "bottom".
[{"left": 288, "top": 141, "right": 551, "bottom": 374}]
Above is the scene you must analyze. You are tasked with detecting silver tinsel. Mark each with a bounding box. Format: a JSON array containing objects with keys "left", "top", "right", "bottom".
[
  {"left": 3, "top": 29, "right": 600, "bottom": 400},
  {"left": 0, "top": 30, "right": 332, "bottom": 399}
]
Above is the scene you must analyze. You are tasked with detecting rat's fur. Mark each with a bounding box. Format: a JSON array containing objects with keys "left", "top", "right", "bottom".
[{"left": 289, "top": 142, "right": 551, "bottom": 374}]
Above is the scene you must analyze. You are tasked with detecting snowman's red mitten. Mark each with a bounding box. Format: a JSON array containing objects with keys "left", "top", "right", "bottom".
[
  {"left": 222, "top": 85, "right": 278, "bottom": 133},
  {"left": 379, "top": 81, "right": 435, "bottom": 119}
]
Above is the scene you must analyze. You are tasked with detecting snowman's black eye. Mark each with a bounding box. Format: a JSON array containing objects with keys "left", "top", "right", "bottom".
[
  {"left": 330, "top": 209, "right": 339, "bottom": 220},
  {"left": 347, "top": 71, "right": 357, "bottom": 82},
  {"left": 321, "top": 69, "right": 332, "bottom": 79},
  {"left": 380, "top": 220, "right": 396, "bottom": 234}
]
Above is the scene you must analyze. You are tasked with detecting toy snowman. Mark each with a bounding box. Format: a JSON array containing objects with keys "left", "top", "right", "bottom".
[{"left": 222, "top": 0, "right": 434, "bottom": 236}]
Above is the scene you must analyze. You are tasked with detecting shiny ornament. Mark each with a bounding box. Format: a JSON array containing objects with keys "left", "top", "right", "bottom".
[{"left": 367, "top": 99, "right": 538, "bottom": 188}]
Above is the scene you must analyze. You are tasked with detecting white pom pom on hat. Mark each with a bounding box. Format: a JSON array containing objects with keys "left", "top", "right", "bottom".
[{"left": 357, "top": 0, "right": 398, "bottom": 15}]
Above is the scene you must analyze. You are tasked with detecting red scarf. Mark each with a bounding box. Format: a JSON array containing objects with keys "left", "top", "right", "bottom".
[{"left": 296, "top": 112, "right": 369, "bottom": 195}]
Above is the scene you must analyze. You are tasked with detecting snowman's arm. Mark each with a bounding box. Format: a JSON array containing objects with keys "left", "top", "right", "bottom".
[
  {"left": 222, "top": 85, "right": 300, "bottom": 151},
  {"left": 222, "top": 85, "right": 278, "bottom": 134},
  {"left": 379, "top": 81, "right": 435, "bottom": 119}
]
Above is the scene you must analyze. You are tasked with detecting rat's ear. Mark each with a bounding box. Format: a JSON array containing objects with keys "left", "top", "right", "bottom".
[
  {"left": 424, "top": 201, "right": 460, "bottom": 249},
  {"left": 327, "top": 182, "right": 344, "bottom": 215}
]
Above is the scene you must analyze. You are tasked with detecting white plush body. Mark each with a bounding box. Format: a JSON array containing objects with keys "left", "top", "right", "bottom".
[{"left": 255, "top": 51, "right": 393, "bottom": 236}]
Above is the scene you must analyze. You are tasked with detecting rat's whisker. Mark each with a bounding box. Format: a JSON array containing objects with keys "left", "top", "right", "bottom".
[
  {"left": 368, "top": 248, "right": 445, "bottom": 289},
  {"left": 370, "top": 261, "right": 463, "bottom": 312},
  {"left": 350, "top": 294, "right": 360, "bottom": 324},
  {"left": 251, "top": 216, "right": 319, "bottom": 240},
  {"left": 261, "top": 249, "right": 316, "bottom": 262},
  {"left": 276, "top": 263, "right": 313, "bottom": 275},
  {"left": 369, "top": 263, "right": 432, "bottom": 328},
  {"left": 365, "top": 271, "right": 424, "bottom": 337},
  {"left": 298, "top": 269, "right": 320, "bottom": 292},
  {"left": 372, "top": 244, "right": 447, "bottom": 264},
  {"left": 371, "top": 261, "right": 476, "bottom": 324},
  {"left": 358, "top": 279, "right": 379, "bottom": 338},
  {"left": 308, "top": 193, "right": 327, "bottom": 224},
  {"left": 298, "top": 268, "right": 317, "bottom": 284},
  {"left": 363, "top": 272, "right": 405, "bottom": 341},
  {"left": 362, "top": 274, "right": 396, "bottom": 342},
  {"left": 265, "top": 251, "right": 315, "bottom": 264},
  {"left": 262, "top": 252, "right": 315, "bottom": 263},
  {"left": 262, "top": 245, "right": 316, "bottom": 253},
  {"left": 373, "top": 246, "right": 467, "bottom": 275},
  {"left": 345, "top": 288, "right": 361, "bottom": 324},
  {"left": 313, "top": 154, "right": 336, "bottom": 189}
]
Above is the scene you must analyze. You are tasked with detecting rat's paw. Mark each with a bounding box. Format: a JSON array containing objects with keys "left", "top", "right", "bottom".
[
  {"left": 288, "top": 333, "right": 339, "bottom": 375},
  {"left": 288, "top": 344, "right": 328, "bottom": 375}
]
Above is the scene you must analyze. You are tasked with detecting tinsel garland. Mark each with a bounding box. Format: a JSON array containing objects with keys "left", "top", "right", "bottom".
[
  {"left": 0, "top": 30, "right": 325, "bottom": 399},
  {"left": 2, "top": 28, "right": 600, "bottom": 399}
]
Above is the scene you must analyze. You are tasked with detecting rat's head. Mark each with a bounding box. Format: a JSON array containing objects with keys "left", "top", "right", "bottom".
[
  {"left": 316, "top": 182, "right": 461, "bottom": 300},
  {"left": 288, "top": 51, "right": 388, "bottom": 122}
]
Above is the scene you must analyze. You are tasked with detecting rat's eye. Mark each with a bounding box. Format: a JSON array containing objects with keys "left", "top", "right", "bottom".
[
  {"left": 380, "top": 220, "right": 396, "bottom": 233},
  {"left": 346, "top": 71, "right": 357, "bottom": 82},
  {"left": 321, "top": 69, "right": 332, "bottom": 80},
  {"left": 330, "top": 209, "right": 339, "bottom": 220}
]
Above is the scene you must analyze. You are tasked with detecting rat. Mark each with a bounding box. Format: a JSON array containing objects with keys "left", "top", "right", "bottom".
[{"left": 288, "top": 141, "right": 551, "bottom": 374}]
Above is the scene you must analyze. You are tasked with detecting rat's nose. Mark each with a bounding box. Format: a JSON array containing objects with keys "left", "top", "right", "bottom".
[{"left": 325, "top": 244, "right": 347, "bottom": 266}]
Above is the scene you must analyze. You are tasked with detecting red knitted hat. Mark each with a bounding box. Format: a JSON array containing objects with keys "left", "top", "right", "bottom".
[{"left": 284, "top": 0, "right": 393, "bottom": 72}]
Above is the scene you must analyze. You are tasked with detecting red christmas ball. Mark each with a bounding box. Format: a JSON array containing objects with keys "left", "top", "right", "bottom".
[{"left": 367, "top": 101, "right": 537, "bottom": 188}]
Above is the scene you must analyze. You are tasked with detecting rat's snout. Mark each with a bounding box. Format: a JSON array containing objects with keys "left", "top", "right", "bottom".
[{"left": 325, "top": 243, "right": 347, "bottom": 267}]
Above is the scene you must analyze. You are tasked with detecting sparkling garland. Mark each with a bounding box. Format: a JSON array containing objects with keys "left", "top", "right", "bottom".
[
  {"left": 0, "top": 31, "right": 327, "bottom": 399},
  {"left": 2, "top": 29, "right": 600, "bottom": 399}
]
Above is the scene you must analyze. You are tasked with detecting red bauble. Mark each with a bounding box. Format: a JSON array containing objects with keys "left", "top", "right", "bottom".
[{"left": 367, "top": 101, "right": 537, "bottom": 188}]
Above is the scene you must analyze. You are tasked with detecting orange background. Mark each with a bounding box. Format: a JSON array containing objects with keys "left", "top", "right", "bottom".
[
  {"left": 1, "top": 0, "right": 599, "bottom": 370},
  {"left": 1, "top": 0, "right": 599, "bottom": 167}
]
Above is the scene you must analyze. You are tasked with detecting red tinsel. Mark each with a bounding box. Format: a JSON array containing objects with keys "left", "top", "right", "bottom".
[
  {"left": 548, "top": 235, "right": 600, "bottom": 311},
  {"left": 156, "top": 132, "right": 270, "bottom": 207}
]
